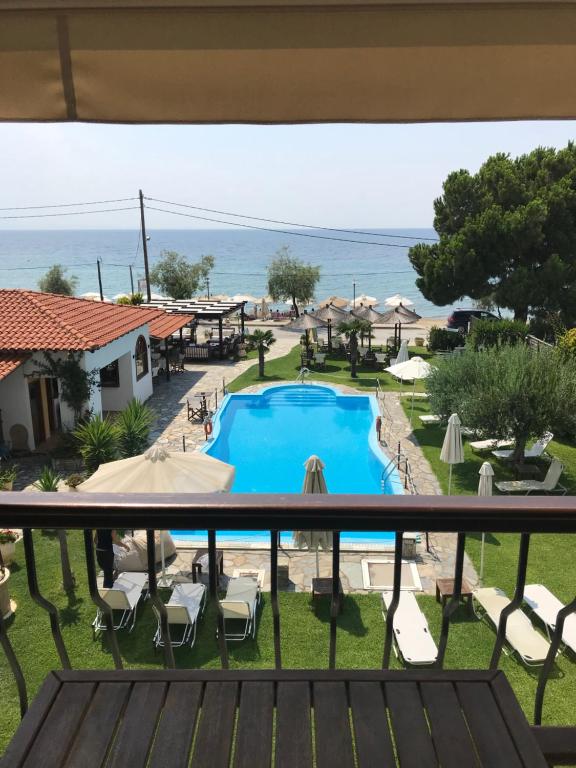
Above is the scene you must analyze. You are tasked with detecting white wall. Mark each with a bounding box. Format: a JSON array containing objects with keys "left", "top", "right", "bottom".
[{"left": 0, "top": 366, "right": 34, "bottom": 450}]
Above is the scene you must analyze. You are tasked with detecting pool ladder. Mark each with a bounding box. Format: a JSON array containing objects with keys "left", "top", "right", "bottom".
[{"left": 381, "top": 444, "right": 418, "bottom": 495}]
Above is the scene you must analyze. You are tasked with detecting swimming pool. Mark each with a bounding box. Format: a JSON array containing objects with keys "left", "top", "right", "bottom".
[{"left": 173, "top": 383, "right": 403, "bottom": 546}]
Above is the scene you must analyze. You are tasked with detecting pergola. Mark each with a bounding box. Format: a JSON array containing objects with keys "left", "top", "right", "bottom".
[{"left": 145, "top": 299, "right": 246, "bottom": 359}]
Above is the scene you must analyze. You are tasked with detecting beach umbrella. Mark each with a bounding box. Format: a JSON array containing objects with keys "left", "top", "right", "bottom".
[
  {"left": 385, "top": 294, "right": 415, "bottom": 308},
  {"left": 396, "top": 340, "right": 410, "bottom": 365},
  {"left": 385, "top": 356, "right": 432, "bottom": 423},
  {"left": 440, "top": 413, "right": 464, "bottom": 495},
  {"left": 350, "top": 293, "right": 378, "bottom": 309},
  {"left": 478, "top": 461, "right": 494, "bottom": 583},
  {"left": 351, "top": 304, "right": 388, "bottom": 349},
  {"left": 149, "top": 292, "right": 171, "bottom": 301},
  {"left": 313, "top": 303, "right": 349, "bottom": 349},
  {"left": 380, "top": 303, "right": 421, "bottom": 346},
  {"left": 317, "top": 295, "right": 349, "bottom": 309},
  {"left": 231, "top": 293, "right": 258, "bottom": 303},
  {"left": 294, "top": 455, "right": 332, "bottom": 576},
  {"left": 78, "top": 445, "right": 235, "bottom": 583},
  {"left": 287, "top": 312, "right": 327, "bottom": 352},
  {"left": 260, "top": 298, "right": 271, "bottom": 320}
]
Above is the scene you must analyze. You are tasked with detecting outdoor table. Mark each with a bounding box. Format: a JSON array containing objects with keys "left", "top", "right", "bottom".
[
  {"left": 2, "top": 670, "right": 553, "bottom": 767},
  {"left": 435, "top": 577, "right": 474, "bottom": 615},
  {"left": 312, "top": 576, "right": 343, "bottom": 612}
]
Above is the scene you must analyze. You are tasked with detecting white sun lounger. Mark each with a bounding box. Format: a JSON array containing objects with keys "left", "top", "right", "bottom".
[
  {"left": 220, "top": 576, "right": 261, "bottom": 641},
  {"left": 381, "top": 591, "right": 438, "bottom": 666},
  {"left": 496, "top": 459, "right": 566, "bottom": 495},
  {"left": 524, "top": 584, "right": 576, "bottom": 656},
  {"left": 469, "top": 438, "right": 514, "bottom": 452},
  {"left": 94, "top": 571, "right": 148, "bottom": 632},
  {"left": 492, "top": 432, "right": 553, "bottom": 460},
  {"left": 472, "top": 587, "right": 550, "bottom": 666},
  {"left": 153, "top": 582, "right": 207, "bottom": 649},
  {"left": 419, "top": 414, "right": 441, "bottom": 425}
]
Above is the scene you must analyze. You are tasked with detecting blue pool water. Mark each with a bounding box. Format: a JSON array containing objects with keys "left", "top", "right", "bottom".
[{"left": 173, "top": 384, "right": 402, "bottom": 546}]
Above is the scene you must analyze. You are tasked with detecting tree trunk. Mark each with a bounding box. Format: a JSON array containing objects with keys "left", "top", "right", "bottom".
[
  {"left": 511, "top": 436, "right": 528, "bottom": 467},
  {"left": 292, "top": 296, "right": 300, "bottom": 317},
  {"left": 57, "top": 530, "right": 75, "bottom": 592},
  {"left": 514, "top": 308, "right": 528, "bottom": 323},
  {"left": 258, "top": 346, "right": 265, "bottom": 378},
  {"left": 350, "top": 334, "right": 358, "bottom": 378}
]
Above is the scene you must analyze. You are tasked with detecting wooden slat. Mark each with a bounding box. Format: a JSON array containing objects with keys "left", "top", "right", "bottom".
[
  {"left": 349, "top": 682, "right": 396, "bottom": 768},
  {"left": 313, "top": 682, "right": 354, "bottom": 768},
  {"left": 192, "top": 682, "right": 238, "bottom": 768},
  {"left": 489, "top": 674, "right": 549, "bottom": 768},
  {"left": 385, "top": 681, "right": 438, "bottom": 768},
  {"left": 148, "top": 683, "right": 202, "bottom": 768},
  {"left": 420, "top": 682, "right": 480, "bottom": 768},
  {"left": 457, "top": 682, "right": 523, "bottom": 768},
  {"left": 0, "top": 673, "right": 61, "bottom": 768},
  {"left": 531, "top": 726, "right": 576, "bottom": 766},
  {"left": 276, "top": 682, "right": 313, "bottom": 768},
  {"left": 234, "top": 682, "right": 274, "bottom": 768},
  {"left": 22, "top": 683, "right": 95, "bottom": 768},
  {"left": 64, "top": 682, "right": 131, "bottom": 768},
  {"left": 107, "top": 682, "right": 167, "bottom": 768}
]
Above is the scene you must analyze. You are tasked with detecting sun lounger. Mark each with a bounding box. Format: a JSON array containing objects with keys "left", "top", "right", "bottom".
[
  {"left": 492, "top": 432, "right": 553, "bottom": 460},
  {"left": 153, "top": 582, "right": 207, "bottom": 649},
  {"left": 524, "top": 584, "right": 576, "bottom": 655},
  {"left": 400, "top": 391, "right": 429, "bottom": 399},
  {"left": 419, "top": 414, "right": 441, "bottom": 425},
  {"left": 472, "top": 587, "right": 550, "bottom": 666},
  {"left": 496, "top": 458, "right": 566, "bottom": 495},
  {"left": 220, "top": 576, "right": 261, "bottom": 641},
  {"left": 94, "top": 571, "right": 148, "bottom": 633},
  {"left": 381, "top": 591, "right": 438, "bottom": 666},
  {"left": 469, "top": 437, "right": 514, "bottom": 452}
]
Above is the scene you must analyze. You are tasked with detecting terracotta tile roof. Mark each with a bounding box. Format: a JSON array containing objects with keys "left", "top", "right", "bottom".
[
  {"left": 147, "top": 312, "right": 196, "bottom": 339},
  {"left": 0, "top": 353, "right": 28, "bottom": 381},
  {"left": 0, "top": 289, "right": 161, "bottom": 352}
]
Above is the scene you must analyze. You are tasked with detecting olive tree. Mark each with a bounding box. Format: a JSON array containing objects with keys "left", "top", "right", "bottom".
[
  {"left": 150, "top": 251, "right": 214, "bottom": 299},
  {"left": 267, "top": 247, "right": 320, "bottom": 317},
  {"left": 426, "top": 345, "right": 576, "bottom": 464},
  {"left": 38, "top": 264, "right": 78, "bottom": 296}
]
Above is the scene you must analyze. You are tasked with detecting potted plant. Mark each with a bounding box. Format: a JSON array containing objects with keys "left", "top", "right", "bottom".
[
  {"left": 0, "top": 464, "right": 17, "bottom": 491},
  {"left": 0, "top": 529, "right": 18, "bottom": 565}
]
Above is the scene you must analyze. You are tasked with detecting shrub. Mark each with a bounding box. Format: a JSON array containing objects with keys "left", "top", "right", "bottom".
[
  {"left": 528, "top": 312, "right": 565, "bottom": 344},
  {"left": 557, "top": 328, "right": 576, "bottom": 358},
  {"left": 74, "top": 415, "right": 119, "bottom": 473},
  {"left": 467, "top": 319, "right": 528, "bottom": 350},
  {"left": 116, "top": 293, "right": 144, "bottom": 305},
  {"left": 116, "top": 398, "right": 154, "bottom": 458},
  {"left": 33, "top": 465, "right": 61, "bottom": 492},
  {"left": 428, "top": 326, "right": 464, "bottom": 352}
]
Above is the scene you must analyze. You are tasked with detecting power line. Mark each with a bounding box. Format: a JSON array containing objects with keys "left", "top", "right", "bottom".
[
  {"left": 0, "top": 206, "right": 140, "bottom": 220},
  {"left": 145, "top": 196, "right": 438, "bottom": 243},
  {"left": 0, "top": 197, "right": 138, "bottom": 212},
  {"left": 144, "top": 205, "right": 413, "bottom": 248}
]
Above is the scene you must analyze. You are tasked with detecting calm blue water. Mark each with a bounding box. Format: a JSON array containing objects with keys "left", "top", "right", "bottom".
[
  {"left": 0, "top": 227, "right": 465, "bottom": 318},
  {"left": 174, "top": 384, "right": 401, "bottom": 545}
]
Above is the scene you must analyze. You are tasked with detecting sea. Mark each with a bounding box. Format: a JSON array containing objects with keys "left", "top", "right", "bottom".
[{"left": 0, "top": 228, "right": 463, "bottom": 318}]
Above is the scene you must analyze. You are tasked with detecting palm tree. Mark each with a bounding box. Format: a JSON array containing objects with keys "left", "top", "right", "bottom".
[
  {"left": 337, "top": 318, "right": 370, "bottom": 378},
  {"left": 246, "top": 329, "right": 276, "bottom": 377}
]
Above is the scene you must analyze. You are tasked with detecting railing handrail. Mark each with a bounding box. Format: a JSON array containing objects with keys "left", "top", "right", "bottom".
[{"left": 1, "top": 491, "right": 575, "bottom": 531}]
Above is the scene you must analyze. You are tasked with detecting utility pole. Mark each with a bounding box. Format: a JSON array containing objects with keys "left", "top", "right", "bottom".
[
  {"left": 97, "top": 259, "right": 104, "bottom": 301},
  {"left": 129, "top": 265, "right": 134, "bottom": 295},
  {"left": 139, "top": 189, "right": 152, "bottom": 302}
]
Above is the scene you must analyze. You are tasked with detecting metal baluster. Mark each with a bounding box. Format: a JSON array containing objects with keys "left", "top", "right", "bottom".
[
  {"left": 146, "top": 530, "right": 175, "bottom": 669},
  {"left": 270, "top": 529, "right": 281, "bottom": 669},
  {"left": 329, "top": 530, "right": 340, "bottom": 670},
  {"left": 0, "top": 608, "right": 28, "bottom": 716},
  {"left": 209, "top": 530, "right": 228, "bottom": 669},
  {"left": 436, "top": 532, "right": 466, "bottom": 667},
  {"left": 83, "top": 530, "right": 123, "bottom": 670},
  {"left": 383, "top": 531, "right": 403, "bottom": 668},
  {"left": 534, "top": 595, "right": 576, "bottom": 724},
  {"left": 23, "top": 528, "right": 70, "bottom": 669},
  {"left": 490, "top": 532, "right": 530, "bottom": 669}
]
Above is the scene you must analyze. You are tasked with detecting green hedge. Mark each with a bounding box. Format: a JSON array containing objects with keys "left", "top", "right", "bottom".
[
  {"left": 428, "top": 326, "right": 464, "bottom": 351},
  {"left": 467, "top": 319, "right": 528, "bottom": 350}
]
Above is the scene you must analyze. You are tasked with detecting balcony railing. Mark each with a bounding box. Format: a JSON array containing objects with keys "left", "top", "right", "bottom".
[{"left": 1, "top": 492, "right": 576, "bottom": 764}]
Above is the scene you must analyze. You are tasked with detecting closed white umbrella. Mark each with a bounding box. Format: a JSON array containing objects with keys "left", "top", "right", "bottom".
[
  {"left": 260, "top": 298, "right": 271, "bottom": 320},
  {"left": 440, "top": 413, "right": 465, "bottom": 495},
  {"left": 78, "top": 445, "right": 235, "bottom": 583},
  {"left": 395, "top": 340, "right": 410, "bottom": 365},
  {"left": 294, "top": 455, "right": 332, "bottom": 574},
  {"left": 385, "top": 356, "right": 432, "bottom": 423},
  {"left": 385, "top": 294, "right": 415, "bottom": 308},
  {"left": 478, "top": 461, "right": 494, "bottom": 583}
]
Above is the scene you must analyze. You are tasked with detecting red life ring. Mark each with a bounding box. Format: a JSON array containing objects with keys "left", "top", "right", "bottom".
[{"left": 204, "top": 419, "right": 213, "bottom": 438}]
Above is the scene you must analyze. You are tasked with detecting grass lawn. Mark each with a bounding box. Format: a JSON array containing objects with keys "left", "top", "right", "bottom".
[{"left": 228, "top": 344, "right": 434, "bottom": 392}]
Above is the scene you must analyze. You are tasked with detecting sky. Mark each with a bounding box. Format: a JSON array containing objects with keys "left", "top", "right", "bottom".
[{"left": 1, "top": 121, "right": 575, "bottom": 230}]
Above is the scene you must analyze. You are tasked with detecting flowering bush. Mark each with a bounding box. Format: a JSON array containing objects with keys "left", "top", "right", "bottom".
[{"left": 0, "top": 529, "right": 18, "bottom": 544}]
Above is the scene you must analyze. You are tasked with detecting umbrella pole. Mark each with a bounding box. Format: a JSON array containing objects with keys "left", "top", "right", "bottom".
[
  {"left": 316, "top": 547, "right": 320, "bottom": 578},
  {"left": 448, "top": 464, "right": 453, "bottom": 495},
  {"left": 410, "top": 379, "right": 416, "bottom": 424},
  {"left": 480, "top": 533, "right": 485, "bottom": 583},
  {"left": 160, "top": 535, "right": 167, "bottom": 586}
]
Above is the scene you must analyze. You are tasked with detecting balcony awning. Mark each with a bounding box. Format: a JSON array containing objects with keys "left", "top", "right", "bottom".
[{"left": 1, "top": 0, "right": 576, "bottom": 123}]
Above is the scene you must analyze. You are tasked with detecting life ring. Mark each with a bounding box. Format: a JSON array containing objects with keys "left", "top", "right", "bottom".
[{"left": 204, "top": 419, "right": 213, "bottom": 439}]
